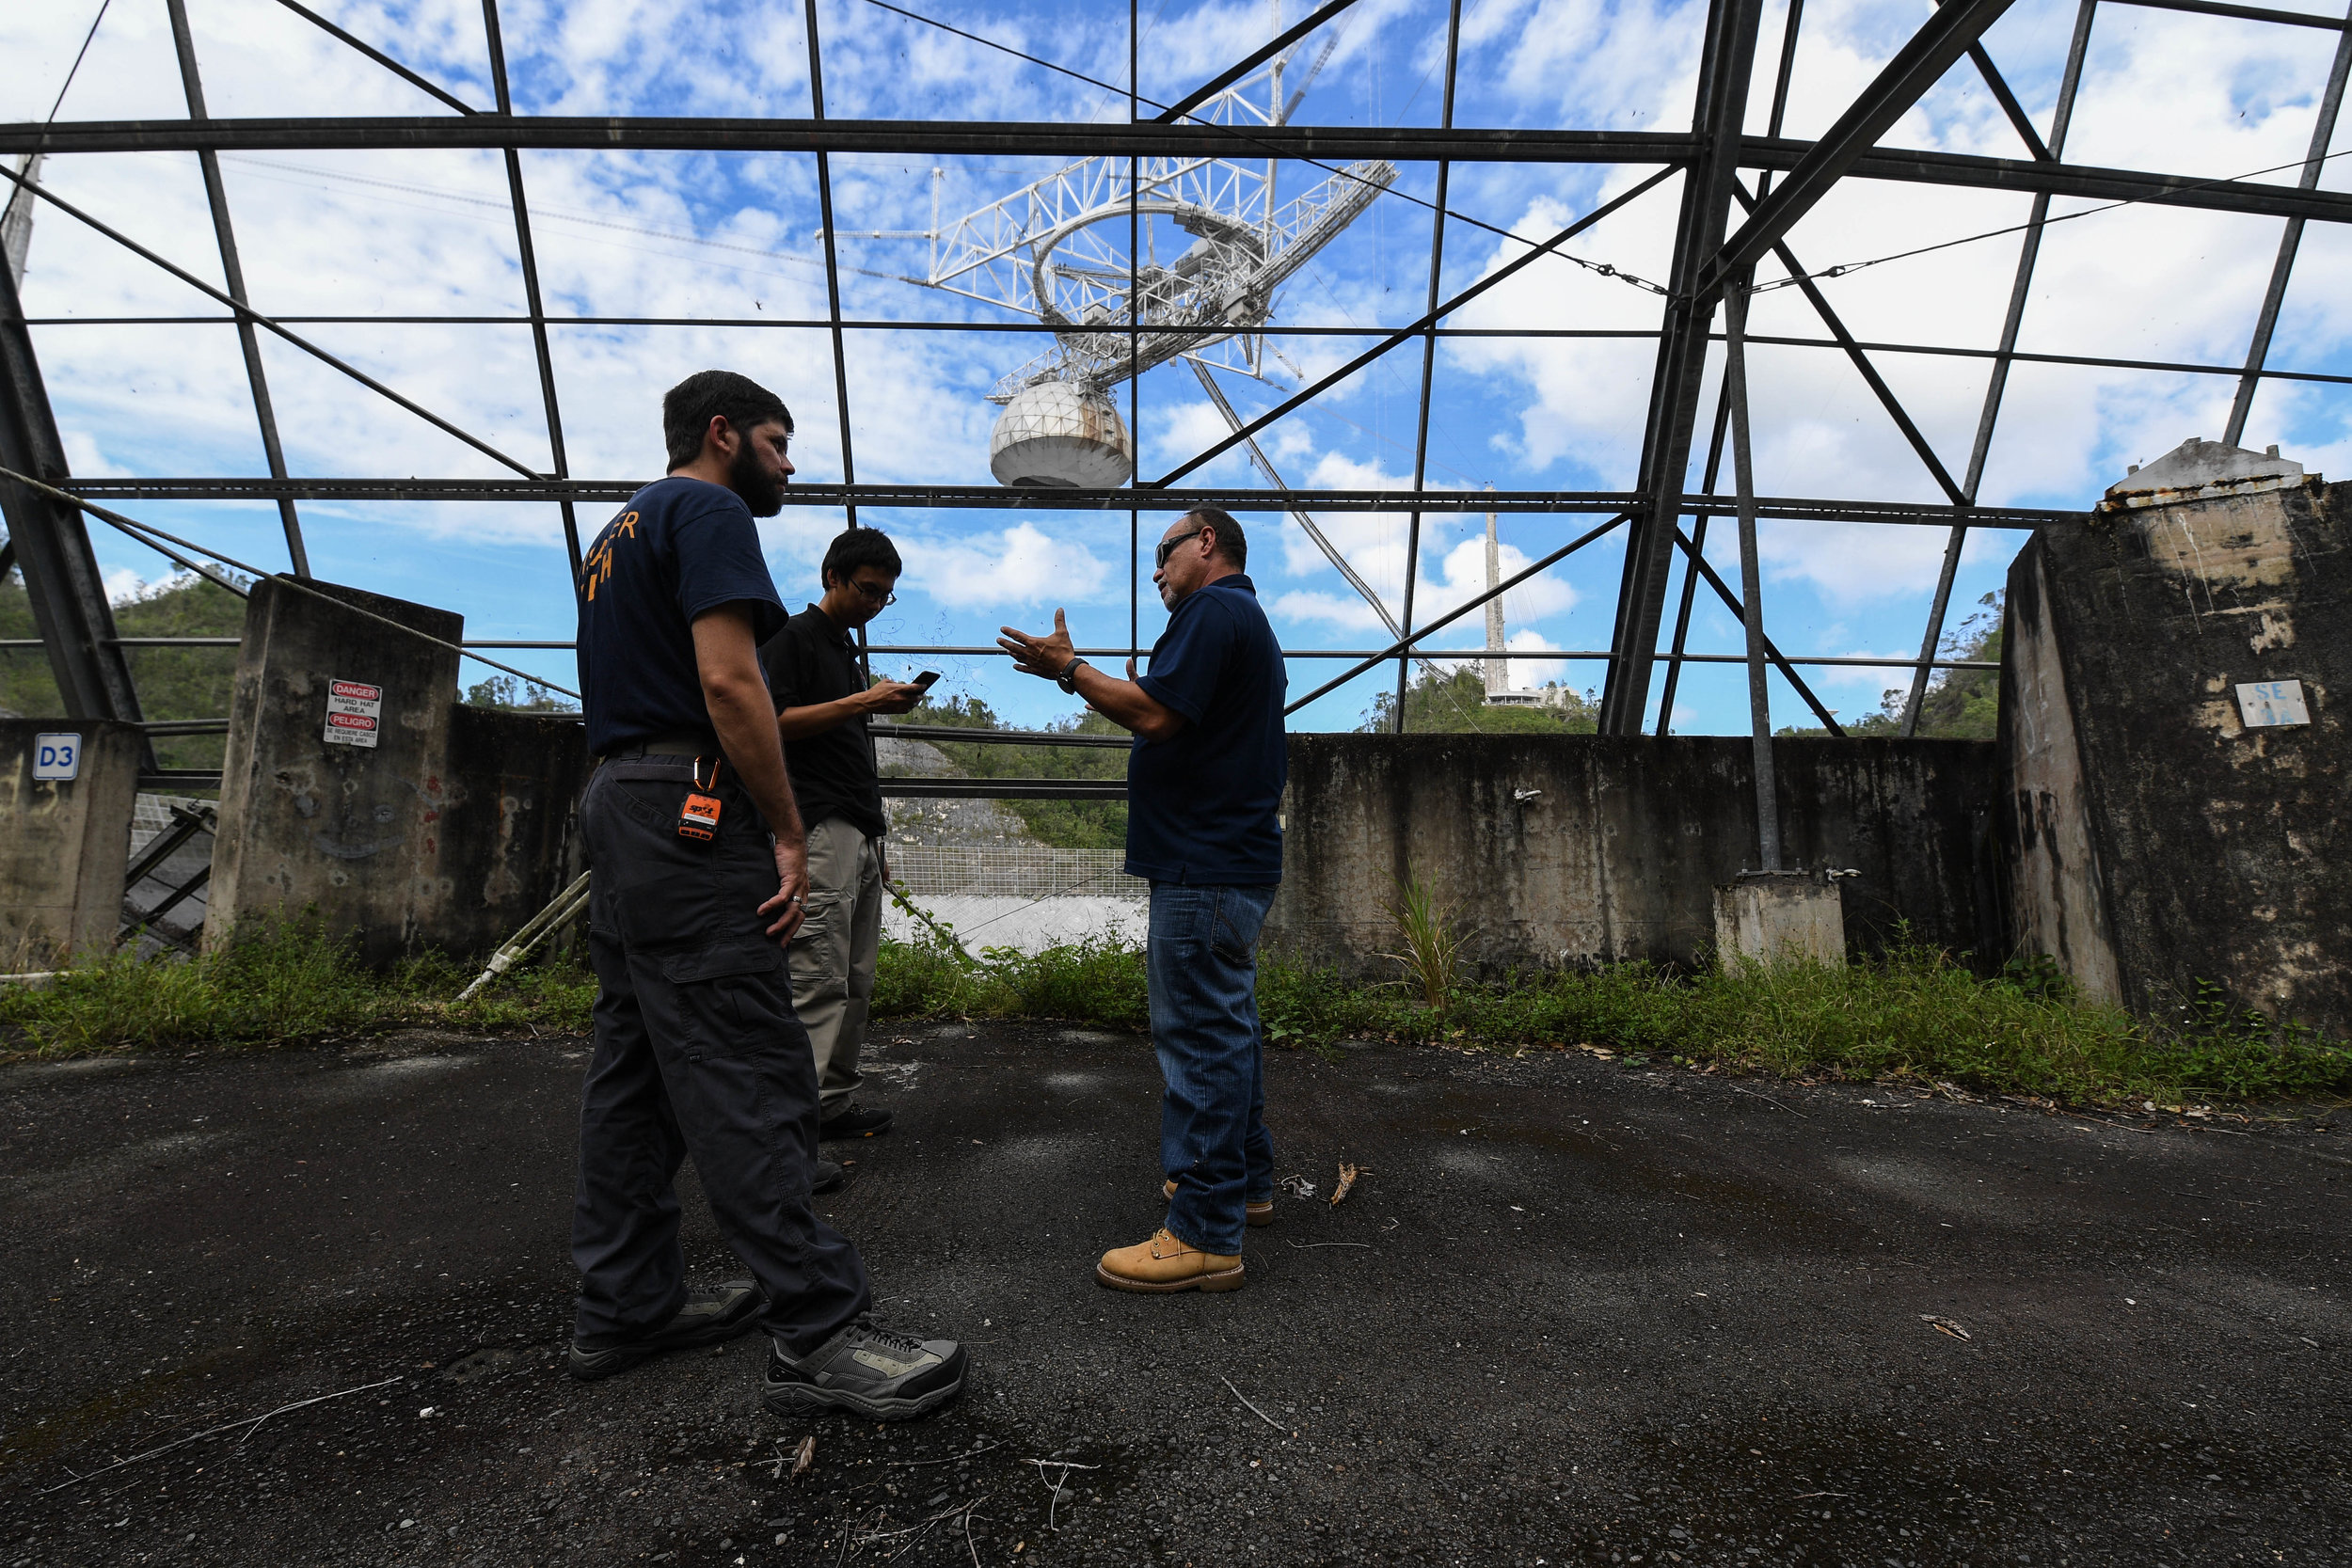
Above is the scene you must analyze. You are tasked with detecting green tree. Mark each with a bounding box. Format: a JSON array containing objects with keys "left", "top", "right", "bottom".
[
  {"left": 464, "top": 673, "right": 578, "bottom": 713},
  {"left": 1804, "top": 592, "right": 2004, "bottom": 740},
  {"left": 1357, "top": 664, "right": 1598, "bottom": 735}
]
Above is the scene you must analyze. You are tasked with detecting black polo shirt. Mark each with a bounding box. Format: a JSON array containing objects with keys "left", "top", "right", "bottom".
[{"left": 758, "top": 604, "right": 887, "bottom": 840}]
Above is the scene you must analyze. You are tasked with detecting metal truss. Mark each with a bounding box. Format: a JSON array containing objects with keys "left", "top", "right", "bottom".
[{"left": 2, "top": 0, "right": 2345, "bottom": 774}]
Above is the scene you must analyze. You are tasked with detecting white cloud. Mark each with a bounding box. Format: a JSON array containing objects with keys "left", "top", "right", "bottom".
[{"left": 905, "top": 521, "right": 1109, "bottom": 610}]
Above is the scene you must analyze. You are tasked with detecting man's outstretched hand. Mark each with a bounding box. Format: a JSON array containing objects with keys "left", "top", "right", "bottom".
[{"left": 997, "top": 608, "right": 1075, "bottom": 680}]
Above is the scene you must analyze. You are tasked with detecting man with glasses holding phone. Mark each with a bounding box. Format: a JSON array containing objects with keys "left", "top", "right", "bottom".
[
  {"left": 998, "top": 509, "right": 1286, "bottom": 1294},
  {"left": 760, "top": 527, "right": 928, "bottom": 1147}
]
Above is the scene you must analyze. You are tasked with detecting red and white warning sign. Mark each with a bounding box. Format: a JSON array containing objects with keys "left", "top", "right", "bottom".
[{"left": 324, "top": 677, "right": 384, "bottom": 748}]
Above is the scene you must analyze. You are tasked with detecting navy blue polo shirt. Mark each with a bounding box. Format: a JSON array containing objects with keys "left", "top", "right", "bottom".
[
  {"left": 575, "top": 476, "right": 787, "bottom": 756},
  {"left": 1128, "top": 574, "right": 1286, "bottom": 885}
]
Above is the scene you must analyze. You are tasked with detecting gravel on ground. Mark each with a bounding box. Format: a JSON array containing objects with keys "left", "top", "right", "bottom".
[{"left": 2, "top": 1023, "right": 2346, "bottom": 1566}]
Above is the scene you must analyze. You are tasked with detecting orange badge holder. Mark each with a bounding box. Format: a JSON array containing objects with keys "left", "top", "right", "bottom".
[{"left": 678, "top": 757, "right": 723, "bottom": 842}]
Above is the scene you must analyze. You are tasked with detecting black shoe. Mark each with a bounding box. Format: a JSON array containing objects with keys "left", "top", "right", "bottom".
[
  {"left": 568, "top": 1280, "right": 762, "bottom": 1382},
  {"left": 819, "top": 1101, "right": 894, "bottom": 1139},
  {"left": 814, "top": 1157, "right": 846, "bottom": 1196},
  {"left": 762, "top": 1318, "right": 966, "bottom": 1421}
]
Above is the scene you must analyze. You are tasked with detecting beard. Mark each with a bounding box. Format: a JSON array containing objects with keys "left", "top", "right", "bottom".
[{"left": 728, "top": 442, "right": 787, "bottom": 517}]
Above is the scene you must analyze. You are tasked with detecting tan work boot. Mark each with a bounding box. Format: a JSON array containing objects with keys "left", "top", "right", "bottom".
[
  {"left": 1162, "top": 1179, "right": 1274, "bottom": 1228},
  {"left": 1096, "top": 1227, "right": 1246, "bottom": 1293}
]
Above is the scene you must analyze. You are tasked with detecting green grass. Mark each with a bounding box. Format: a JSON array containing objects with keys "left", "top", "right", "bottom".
[
  {"left": 0, "top": 922, "right": 595, "bottom": 1055},
  {"left": 868, "top": 933, "right": 2350, "bottom": 1108},
  {"left": 8, "top": 921, "right": 2344, "bottom": 1109}
]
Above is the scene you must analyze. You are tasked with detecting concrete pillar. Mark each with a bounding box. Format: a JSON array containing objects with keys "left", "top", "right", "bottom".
[
  {"left": 1712, "top": 871, "right": 1846, "bottom": 972},
  {"left": 1997, "top": 439, "right": 2348, "bottom": 1034},
  {"left": 204, "top": 578, "right": 587, "bottom": 966},
  {"left": 0, "top": 719, "right": 142, "bottom": 965}
]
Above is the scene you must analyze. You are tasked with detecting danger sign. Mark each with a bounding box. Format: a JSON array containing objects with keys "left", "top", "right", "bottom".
[{"left": 325, "top": 677, "right": 384, "bottom": 748}]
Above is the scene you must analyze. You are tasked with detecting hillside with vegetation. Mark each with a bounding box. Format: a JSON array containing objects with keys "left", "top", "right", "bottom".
[
  {"left": 884, "top": 694, "right": 1129, "bottom": 850},
  {"left": 1850, "top": 592, "right": 2003, "bottom": 739},
  {"left": 0, "top": 566, "right": 246, "bottom": 772}
]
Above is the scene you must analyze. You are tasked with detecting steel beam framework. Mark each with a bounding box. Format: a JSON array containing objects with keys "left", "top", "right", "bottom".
[{"left": 2, "top": 0, "right": 2345, "bottom": 761}]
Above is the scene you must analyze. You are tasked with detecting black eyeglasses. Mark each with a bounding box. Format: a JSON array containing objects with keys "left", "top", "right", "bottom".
[
  {"left": 850, "top": 579, "right": 898, "bottom": 608},
  {"left": 1154, "top": 525, "right": 1208, "bottom": 570}
]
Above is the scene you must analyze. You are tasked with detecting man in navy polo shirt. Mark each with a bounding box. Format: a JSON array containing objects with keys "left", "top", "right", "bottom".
[{"left": 998, "top": 509, "right": 1286, "bottom": 1293}]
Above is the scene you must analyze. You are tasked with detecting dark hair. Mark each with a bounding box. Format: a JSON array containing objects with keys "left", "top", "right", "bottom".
[
  {"left": 821, "top": 526, "right": 903, "bottom": 587},
  {"left": 662, "top": 371, "right": 793, "bottom": 468},
  {"left": 1184, "top": 508, "right": 1247, "bottom": 570}
]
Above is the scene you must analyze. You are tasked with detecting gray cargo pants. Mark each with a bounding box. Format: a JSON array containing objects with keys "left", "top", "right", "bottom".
[
  {"left": 790, "top": 816, "right": 884, "bottom": 1116},
  {"left": 571, "top": 756, "right": 871, "bottom": 1357}
]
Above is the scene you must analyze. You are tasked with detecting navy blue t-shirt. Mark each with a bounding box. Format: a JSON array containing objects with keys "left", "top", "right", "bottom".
[
  {"left": 575, "top": 477, "right": 786, "bottom": 756},
  {"left": 1128, "top": 574, "right": 1286, "bottom": 885}
]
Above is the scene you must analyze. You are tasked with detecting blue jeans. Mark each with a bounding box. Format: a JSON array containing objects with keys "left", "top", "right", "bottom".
[{"left": 1150, "top": 881, "right": 1278, "bottom": 1256}]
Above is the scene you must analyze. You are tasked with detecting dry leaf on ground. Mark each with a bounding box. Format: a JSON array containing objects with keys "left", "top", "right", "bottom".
[{"left": 1331, "top": 1163, "right": 1364, "bottom": 1206}]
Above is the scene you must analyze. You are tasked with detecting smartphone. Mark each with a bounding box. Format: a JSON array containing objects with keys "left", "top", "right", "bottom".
[{"left": 910, "top": 671, "right": 941, "bottom": 690}]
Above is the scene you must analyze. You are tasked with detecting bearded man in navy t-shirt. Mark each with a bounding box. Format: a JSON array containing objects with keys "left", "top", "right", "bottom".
[
  {"left": 568, "top": 370, "right": 965, "bottom": 1422},
  {"left": 999, "top": 509, "right": 1286, "bottom": 1293}
]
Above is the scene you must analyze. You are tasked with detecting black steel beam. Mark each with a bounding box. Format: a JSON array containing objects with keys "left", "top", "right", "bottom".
[
  {"left": 2112, "top": 0, "right": 2345, "bottom": 27},
  {"left": 266, "top": 0, "right": 484, "bottom": 113},
  {"left": 165, "top": 0, "right": 311, "bottom": 578},
  {"left": 481, "top": 0, "right": 582, "bottom": 578},
  {"left": 1599, "top": 0, "right": 1764, "bottom": 735},
  {"left": 46, "top": 475, "right": 2073, "bottom": 528},
  {"left": 1761, "top": 140, "right": 2352, "bottom": 221},
  {"left": 10, "top": 118, "right": 2352, "bottom": 224},
  {"left": 1155, "top": 0, "right": 1365, "bottom": 122},
  {"left": 0, "top": 257, "right": 147, "bottom": 735},
  {"left": 1734, "top": 182, "right": 1968, "bottom": 504},
  {"left": 0, "top": 116, "right": 1681, "bottom": 161},
  {"left": 1706, "top": 0, "right": 2016, "bottom": 296}
]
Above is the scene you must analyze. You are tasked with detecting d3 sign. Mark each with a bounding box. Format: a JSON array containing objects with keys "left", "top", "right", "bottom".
[{"left": 32, "top": 732, "right": 83, "bottom": 781}]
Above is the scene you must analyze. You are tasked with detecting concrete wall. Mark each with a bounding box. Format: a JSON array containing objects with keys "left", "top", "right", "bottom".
[
  {"left": 1996, "top": 477, "right": 2350, "bottom": 1035},
  {"left": 0, "top": 719, "right": 142, "bottom": 966},
  {"left": 204, "top": 578, "right": 588, "bottom": 965},
  {"left": 1265, "top": 734, "right": 2002, "bottom": 977}
]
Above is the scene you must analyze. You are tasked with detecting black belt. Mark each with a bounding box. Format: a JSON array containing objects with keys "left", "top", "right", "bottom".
[{"left": 599, "top": 758, "right": 699, "bottom": 781}]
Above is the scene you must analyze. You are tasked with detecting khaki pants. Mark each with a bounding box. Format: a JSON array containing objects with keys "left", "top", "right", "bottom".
[{"left": 789, "top": 816, "right": 883, "bottom": 1115}]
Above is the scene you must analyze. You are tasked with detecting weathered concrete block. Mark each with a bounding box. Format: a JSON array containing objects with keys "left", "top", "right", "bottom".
[
  {"left": 0, "top": 719, "right": 142, "bottom": 966},
  {"left": 204, "top": 578, "right": 587, "bottom": 965},
  {"left": 1266, "top": 734, "right": 1999, "bottom": 977},
  {"left": 1713, "top": 872, "right": 1846, "bottom": 972},
  {"left": 1997, "top": 447, "right": 2349, "bottom": 1034}
]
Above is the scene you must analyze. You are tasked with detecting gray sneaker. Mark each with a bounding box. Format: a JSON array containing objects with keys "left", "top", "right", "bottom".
[
  {"left": 762, "top": 1317, "right": 967, "bottom": 1421},
  {"left": 568, "top": 1280, "right": 762, "bottom": 1382}
]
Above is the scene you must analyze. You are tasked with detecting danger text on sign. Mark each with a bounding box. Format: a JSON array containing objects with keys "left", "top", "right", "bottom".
[{"left": 325, "top": 677, "right": 385, "bottom": 749}]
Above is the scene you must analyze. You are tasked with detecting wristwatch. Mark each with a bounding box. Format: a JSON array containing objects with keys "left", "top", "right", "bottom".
[{"left": 1056, "top": 656, "right": 1090, "bottom": 694}]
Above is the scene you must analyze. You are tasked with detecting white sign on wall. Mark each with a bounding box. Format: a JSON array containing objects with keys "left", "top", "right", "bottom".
[
  {"left": 324, "top": 677, "right": 384, "bottom": 748},
  {"left": 32, "top": 732, "right": 83, "bottom": 781},
  {"left": 2235, "top": 678, "right": 2311, "bottom": 730}
]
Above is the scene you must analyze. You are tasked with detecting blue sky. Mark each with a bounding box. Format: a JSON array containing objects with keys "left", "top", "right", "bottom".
[{"left": 6, "top": 0, "right": 2348, "bottom": 732}]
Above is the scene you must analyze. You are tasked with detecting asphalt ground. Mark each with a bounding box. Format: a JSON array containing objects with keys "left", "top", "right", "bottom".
[{"left": 2, "top": 1023, "right": 2347, "bottom": 1568}]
